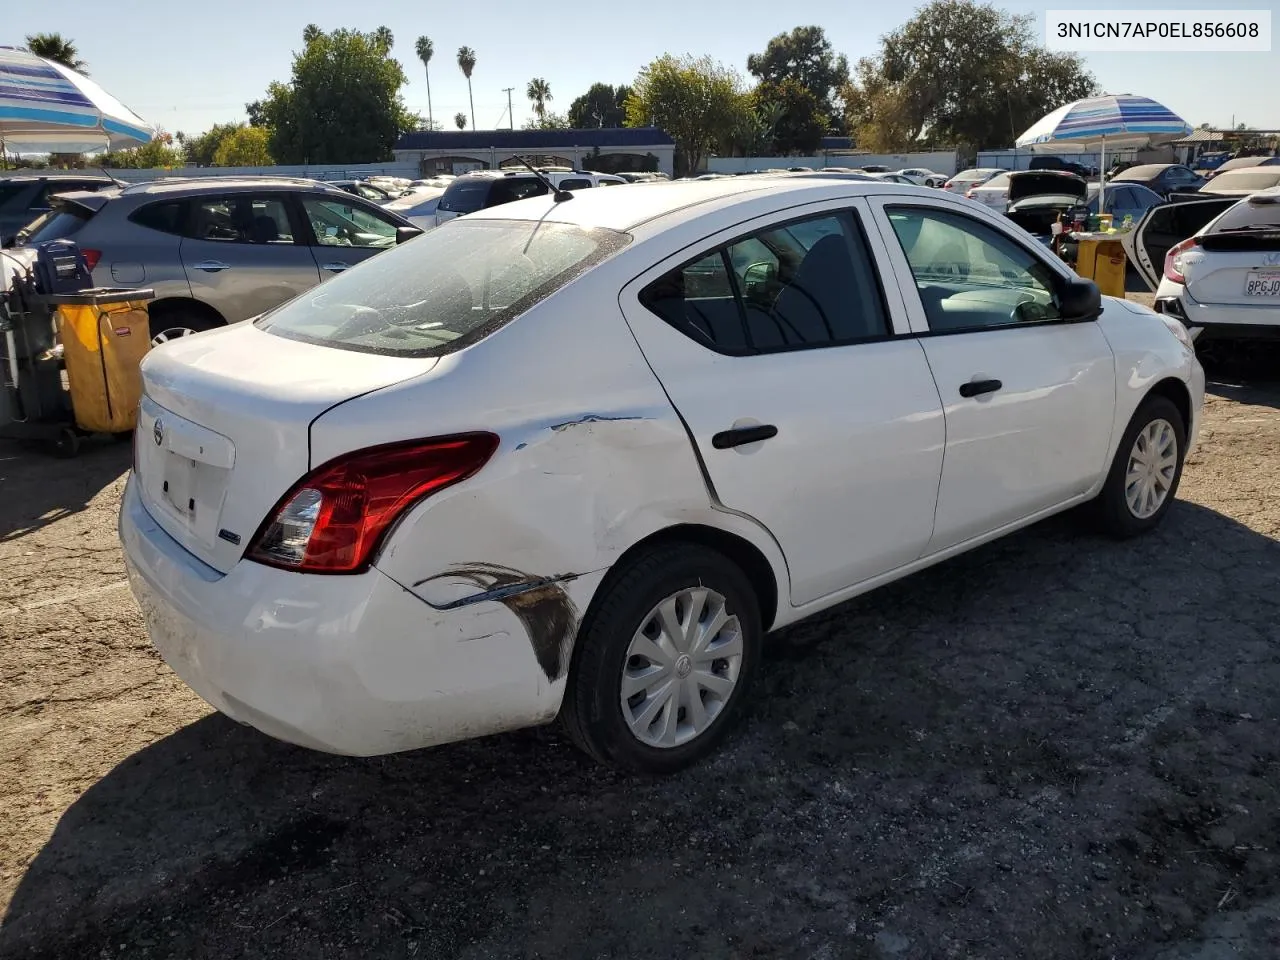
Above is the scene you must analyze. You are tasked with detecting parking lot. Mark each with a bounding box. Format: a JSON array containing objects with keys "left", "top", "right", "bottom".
[{"left": 1, "top": 339, "right": 1279, "bottom": 959}]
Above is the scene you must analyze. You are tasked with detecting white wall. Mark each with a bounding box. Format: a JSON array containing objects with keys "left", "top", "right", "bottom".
[
  {"left": 97, "top": 161, "right": 419, "bottom": 183},
  {"left": 707, "top": 151, "right": 959, "bottom": 175}
]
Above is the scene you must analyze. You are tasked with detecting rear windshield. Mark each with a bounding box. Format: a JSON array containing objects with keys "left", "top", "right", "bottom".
[
  {"left": 437, "top": 180, "right": 492, "bottom": 214},
  {"left": 257, "top": 219, "right": 630, "bottom": 357},
  {"left": 1205, "top": 196, "right": 1280, "bottom": 233},
  {"left": 24, "top": 207, "right": 91, "bottom": 244}
]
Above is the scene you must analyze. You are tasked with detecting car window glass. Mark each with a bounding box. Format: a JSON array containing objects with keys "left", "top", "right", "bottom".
[
  {"left": 641, "top": 212, "right": 890, "bottom": 352},
  {"left": 489, "top": 178, "right": 550, "bottom": 205},
  {"left": 437, "top": 180, "right": 491, "bottom": 213},
  {"left": 982, "top": 173, "right": 1010, "bottom": 191},
  {"left": 129, "top": 200, "right": 187, "bottom": 235},
  {"left": 1207, "top": 197, "right": 1280, "bottom": 232},
  {"left": 558, "top": 178, "right": 593, "bottom": 191},
  {"left": 886, "top": 206, "right": 1061, "bottom": 332},
  {"left": 301, "top": 196, "right": 396, "bottom": 248},
  {"left": 190, "top": 195, "right": 295, "bottom": 244}
]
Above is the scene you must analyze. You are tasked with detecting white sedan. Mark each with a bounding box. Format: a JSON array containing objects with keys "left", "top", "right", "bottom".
[
  {"left": 120, "top": 177, "right": 1204, "bottom": 773},
  {"left": 895, "top": 168, "right": 947, "bottom": 188}
]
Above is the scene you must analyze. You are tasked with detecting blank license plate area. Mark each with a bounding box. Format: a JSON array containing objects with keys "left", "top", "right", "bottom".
[
  {"left": 161, "top": 452, "right": 198, "bottom": 518},
  {"left": 1245, "top": 270, "right": 1280, "bottom": 297},
  {"left": 136, "top": 398, "right": 234, "bottom": 546}
]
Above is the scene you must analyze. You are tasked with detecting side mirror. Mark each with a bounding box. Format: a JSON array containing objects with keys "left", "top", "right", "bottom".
[
  {"left": 1059, "top": 276, "right": 1102, "bottom": 322},
  {"left": 396, "top": 226, "right": 423, "bottom": 244}
]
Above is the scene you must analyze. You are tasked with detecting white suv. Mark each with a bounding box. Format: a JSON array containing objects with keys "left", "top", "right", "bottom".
[{"left": 434, "top": 170, "right": 626, "bottom": 225}]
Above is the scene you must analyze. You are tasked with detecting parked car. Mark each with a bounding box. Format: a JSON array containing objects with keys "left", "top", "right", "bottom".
[
  {"left": 434, "top": 170, "right": 626, "bottom": 225},
  {"left": 1109, "top": 163, "right": 1205, "bottom": 198},
  {"left": 18, "top": 177, "right": 421, "bottom": 344},
  {"left": 0, "top": 174, "right": 118, "bottom": 246},
  {"left": 868, "top": 173, "right": 919, "bottom": 185},
  {"left": 942, "top": 168, "right": 1006, "bottom": 195},
  {"left": 858, "top": 164, "right": 890, "bottom": 173},
  {"left": 1203, "top": 156, "right": 1280, "bottom": 180},
  {"left": 119, "top": 176, "right": 1203, "bottom": 773},
  {"left": 895, "top": 168, "right": 946, "bottom": 187},
  {"left": 1090, "top": 182, "right": 1165, "bottom": 223},
  {"left": 965, "top": 171, "right": 1013, "bottom": 211},
  {"left": 1196, "top": 168, "right": 1280, "bottom": 197},
  {"left": 326, "top": 179, "right": 399, "bottom": 204},
  {"left": 1029, "top": 156, "right": 1098, "bottom": 179},
  {"left": 1120, "top": 196, "right": 1243, "bottom": 293},
  {"left": 381, "top": 187, "right": 446, "bottom": 231},
  {"left": 1135, "top": 189, "right": 1280, "bottom": 345},
  {"left": 1001, "top": 171, "right": 1088, "bottom": 239}
]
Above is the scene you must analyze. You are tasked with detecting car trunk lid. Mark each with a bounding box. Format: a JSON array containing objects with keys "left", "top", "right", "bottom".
[
  {"left": 1122, "top": 197, "right": 1242, "bottom": 291},
  {"left": 1007, "top": 172, "right": 1087, "bottom": 204},
  {"left": 135, "top": 321, "right": 437, "bottom": 573}
]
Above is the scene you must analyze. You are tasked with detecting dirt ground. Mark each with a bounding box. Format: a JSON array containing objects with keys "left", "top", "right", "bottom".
[{"left": 1, "top": 340, "right": 1279, "bottom": 960}]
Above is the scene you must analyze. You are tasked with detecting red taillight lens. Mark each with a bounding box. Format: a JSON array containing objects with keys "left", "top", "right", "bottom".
[
  {"left": 943, "top": 181, "right": 955, "bottom": 190},
  {"left": 1163, "top": 237, "right": 1199, "bottom": 284},
  {"left": 81, "top": 248, "right": 102, "bottom": 271},
  {"left": 247, "top": 433, "right": 499, "bottom": 574},
  {"left": 964, "top": 188, "right": 975, "bottom": 199}
]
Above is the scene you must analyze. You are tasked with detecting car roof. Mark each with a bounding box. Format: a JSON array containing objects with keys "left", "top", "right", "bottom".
[
  {"left": 113, "top": 176, "right": 352, "bottom": 197},
  {"left": 462, "top": 176, "right": 935, "bottom": 234},
  {"left": 1114, "top": 164, "right": 1179, "bottom": 178}
]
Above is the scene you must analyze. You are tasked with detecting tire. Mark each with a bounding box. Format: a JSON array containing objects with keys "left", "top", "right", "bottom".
[
  {"left": 561, "top": 543, "right": 763, "bottom": 774},
  {"left": 1095, "top": 394, "right": 1187, "bottom": 538},
  {"left": 51, "top": 426, "right": 81, "bottom": 459},
  {"left": 148, "top": 306, "right": 218, "bottom": 347}
]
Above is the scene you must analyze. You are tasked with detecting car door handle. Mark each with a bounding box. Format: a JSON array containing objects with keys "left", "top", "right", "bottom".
[
  {"left": 321, "top": 262, "right": 350, "bottom": 272},
  {"left": 712, "top": 424, "right": 778, "bottom": 449},
  {"left": 192, "top": 260, "right": 231, "bottom": 272},
  {"left": 958, "top": 378, "right": 1003, "bottom": 398}
]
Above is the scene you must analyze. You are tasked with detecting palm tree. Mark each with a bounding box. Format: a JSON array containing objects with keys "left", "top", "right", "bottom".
[
  {"left": 526, "top": 78, "right": 552, "bottom": 123},
  {"left": 25, "top": 33, "right": 87, "bottom": 73},
  {"left": 454, "top": 112, "right": 467, "bottom": 131},
  {"left": 415, "top": 37, "right": 435, "bottom": 131},
  {"left": 456, "top": 47, "right": 477, "bottom": 130},
  {"left": 373, "top": 27, "right": 394, "bottom": 54}
]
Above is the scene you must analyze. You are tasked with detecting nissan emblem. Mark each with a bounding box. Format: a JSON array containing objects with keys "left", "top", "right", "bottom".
[{"left": 153, "top": 418, "right": 164, "bottom": 447}]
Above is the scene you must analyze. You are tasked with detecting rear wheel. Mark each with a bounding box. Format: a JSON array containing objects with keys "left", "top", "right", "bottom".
[
  {"left": 148, "top": 305, "right": 219, "bottom": 347},
  {"left": 561, "top": 544, "right": 762, "bottom": 774},
  {"left": 1095, "top": 395, "right": 1186, "bottom": 538}
]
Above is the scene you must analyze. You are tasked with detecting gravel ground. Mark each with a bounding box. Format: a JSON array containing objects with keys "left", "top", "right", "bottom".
[{"left": 1, "top": 339, "right": 1278, "bottom": 960}]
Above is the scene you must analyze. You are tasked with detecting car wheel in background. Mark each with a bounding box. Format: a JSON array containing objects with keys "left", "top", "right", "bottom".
[
  {"left": 561, "top": 543, "right": 763, "bottom": 774},
  {"left": 1095, "top": 394, "right": 1187, "bottom": 538},
  {"left": 148, "top": 304, "right": 220, "bottom": 347}
]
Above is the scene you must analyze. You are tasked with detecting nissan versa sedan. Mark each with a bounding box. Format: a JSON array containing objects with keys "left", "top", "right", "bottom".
[{"left": 120, "top": 177, "right": 1204, "bottom": 774}]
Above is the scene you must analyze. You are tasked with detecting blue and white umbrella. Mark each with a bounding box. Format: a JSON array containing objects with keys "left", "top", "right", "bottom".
[
  {"left": 0, "top": 46, "right": 154, "bottom": 153},
  {"left": 1016, "top": 94, "right": 1192, "bottom": 220},
  {"left": 1016, "top": 94, "right": 1192, "bottom": 152}
]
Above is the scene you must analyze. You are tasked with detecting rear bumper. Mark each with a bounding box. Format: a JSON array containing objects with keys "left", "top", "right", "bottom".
[
  {"left": 119, "top": 476, "right": 561, "bottom": 756},
  {"left": 1155, "top": 283, "right": 1280, "bottom": 340}
]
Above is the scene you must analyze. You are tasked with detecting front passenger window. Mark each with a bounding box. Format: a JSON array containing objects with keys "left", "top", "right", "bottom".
[{"left": 886, "top": 207, "right": 1061, "bottom": 332}]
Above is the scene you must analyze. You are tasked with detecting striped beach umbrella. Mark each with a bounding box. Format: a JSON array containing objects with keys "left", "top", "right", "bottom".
[{"left": 0, "top": 46, "right": 154, "bottom": 153}]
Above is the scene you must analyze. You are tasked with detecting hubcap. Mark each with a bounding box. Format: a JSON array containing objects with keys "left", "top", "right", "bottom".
[
  {"left": 1125, "top": 418, "right": 1178, "bottom": 519},
  {"left": 620, "top": 586, "right": 743, "bottom": 749},
  {"left": 151, "top": 326, "right": 197, "bottom": 347}
]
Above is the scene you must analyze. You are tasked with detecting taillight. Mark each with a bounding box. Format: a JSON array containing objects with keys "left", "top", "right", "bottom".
[
  {"left": 1164, "top": 237, "right": 1199, "bottom": 284},
  {"left": 247, "top": 433, "right": 499, "bottom": 574},
  {"left": 81, "top": 248, "right": 102, "bottom": 270},
  {"left": 943, "top": 181, "right": 955, "bottom": 190},
  {"left": 964, "top": 188, "right": 975, "bottom": 199}
]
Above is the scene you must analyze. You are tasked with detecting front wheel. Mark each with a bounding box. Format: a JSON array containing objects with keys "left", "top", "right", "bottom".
[
  {"left": 1095, "top": 394, "right": 1187, "bottom": 538},
  {"left": 561, "top": 544, "right": 763, "bottom": 774}
]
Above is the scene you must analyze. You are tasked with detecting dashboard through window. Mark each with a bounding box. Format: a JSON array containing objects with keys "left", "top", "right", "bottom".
[{"left": 885, "top": 206, "right": 1062, "bottom": 333}]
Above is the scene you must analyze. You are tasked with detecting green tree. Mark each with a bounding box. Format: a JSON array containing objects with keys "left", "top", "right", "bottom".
[
  {"left": 526, "top": 78, "right": 553, "bottom": 123},
  {"left": 214, "top": 126, "right": 273, "bottom": 166},
  {"left": 102, "top": 132, "right": 185, "bottom": 169},
  {"left": 845, "top": 0, "right": 1097, "bottom": 151},
  {"left": 256, "top": 25, "right": 417, "bottom": 164},
  {"left": 24, "top": 33, "right": 87, "bottom": 73},
  {"left": 457, "top": 47, "right": 477, "bottom": 130},
  {"left": 567, "top": 83, "right": 630, "bottom": 128},
  {"left": 753, "top": 78, "right": 827, "bottom": 155},
  {"left": 747, "top": 26, "right": 848, "bottom": 130},
  {"left": 454, "top": 112, "right": 468, "bottom": 131},
  {"left": 626, "top": 55, "right": 749, "bottom": 177},
  {"left": 181, "top": 122, "right": 242, "bottom": 166},
  {"left": 521, "top": 112, "right": 570, "bottom": 131},
  {"left": 415, "top": 36, "right": 435, "bottom": 131}
]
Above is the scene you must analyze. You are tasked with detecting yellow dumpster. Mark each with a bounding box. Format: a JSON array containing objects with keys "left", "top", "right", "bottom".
[
  {"left": 52, "top": 288, "right": 154, "bottom": 434},
  {"left": 1074, "top": 235, "right": 1127, "bottom": 298}
]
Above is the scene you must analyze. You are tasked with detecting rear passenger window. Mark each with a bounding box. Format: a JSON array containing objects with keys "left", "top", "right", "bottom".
[
  {"left": 639, "top": 211, "right": 890, "bottom": 353},
  {"left": 558, "top": 178, "right": 593, "bottom": 191},
  {"left": 129, "top": 200, "right": 187, "bottom": 236},
  {"left": 489, "top": 179, "right": 550, "bottom": 205}
]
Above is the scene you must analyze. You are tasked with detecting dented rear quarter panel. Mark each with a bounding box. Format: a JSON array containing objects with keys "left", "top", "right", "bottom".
[{"left": 308, "top": 263, "right": 790, "bottom": 699}]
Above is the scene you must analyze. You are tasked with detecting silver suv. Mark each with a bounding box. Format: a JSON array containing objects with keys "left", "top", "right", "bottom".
[{"left": 21, "top": 176, "right": 420, "bottom": 343}]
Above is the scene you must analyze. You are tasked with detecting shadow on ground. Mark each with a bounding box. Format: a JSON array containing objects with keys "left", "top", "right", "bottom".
[
  {"left": 0, "top": 439, "right": 131, "bottom": 542},
  {"left": 1202, "top": 343, "right": 1280, "bottom": 408},
  {"left": 4, "top": 493, "right": 1279, "bottom": 959}
]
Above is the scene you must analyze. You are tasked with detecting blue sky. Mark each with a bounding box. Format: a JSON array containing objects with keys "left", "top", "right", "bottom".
[{"left": 12, "top": 0, "right": 1279, "bottom": 139}]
